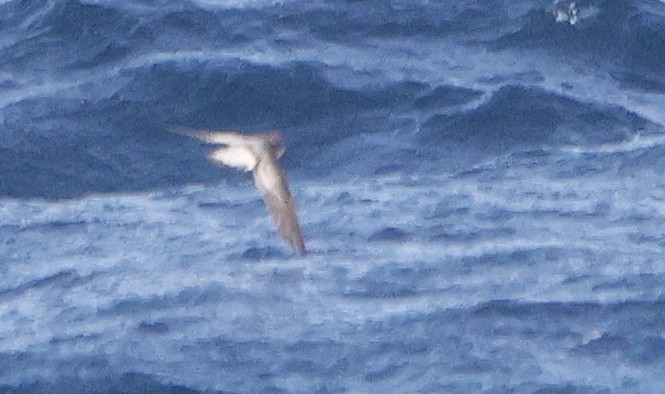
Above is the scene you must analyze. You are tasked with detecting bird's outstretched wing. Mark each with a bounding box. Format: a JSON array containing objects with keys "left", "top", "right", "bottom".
[
  {"left": 253, "top": 156, "right": 306, "bottom": 255},
  {"left": 168, "top": 126, "right": 257, "bottom": 171},
  {"left": 167, "top": 126, "right": 247, "bottom": 146}
]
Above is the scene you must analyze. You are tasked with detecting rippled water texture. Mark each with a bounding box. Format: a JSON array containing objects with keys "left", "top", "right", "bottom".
[{"left": 2, "top": 0, "right": 665, "bottom": 392}]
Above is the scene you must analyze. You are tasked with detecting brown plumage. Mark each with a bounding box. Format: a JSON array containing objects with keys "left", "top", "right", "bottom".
[{"left": 169, "top": 127, "right": 306, "bottom": 255}]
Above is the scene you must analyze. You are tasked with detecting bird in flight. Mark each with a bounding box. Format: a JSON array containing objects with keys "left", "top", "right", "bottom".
[{"left": 169, "top": 127, "right": 306, "bottom": 255}]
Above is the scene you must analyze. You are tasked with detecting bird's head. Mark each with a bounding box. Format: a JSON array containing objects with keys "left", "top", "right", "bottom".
[{"left": 265, "top": 131, "right": 285, "bottom": 159}]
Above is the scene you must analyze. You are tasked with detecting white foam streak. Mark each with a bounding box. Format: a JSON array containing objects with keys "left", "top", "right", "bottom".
[
  {"left": 190, "top": 0, "right": 286, "bottom": 9},
  {"left": 561, "top": 133, "right": 665, "bottom": 154},
  {"left": 0, "top": 79, "right": 81, "bottom": 110}
]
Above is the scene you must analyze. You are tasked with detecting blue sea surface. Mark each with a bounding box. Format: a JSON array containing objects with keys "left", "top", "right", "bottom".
[{"left": 2, "top": 0, "right": 665, "bottom": 392}]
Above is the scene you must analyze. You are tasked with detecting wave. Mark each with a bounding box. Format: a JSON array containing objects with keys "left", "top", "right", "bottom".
[
  {"left": 0, "top": 0, "right": 663, "bottom": 200},
  {"left": 492, "top": 0, "right": 665, "bottom": 91},
  {"left": 2, "top": 65, "right": 663, "bottom": 198},
  {"left": 0, "top": 0, "right": 136, "bottom": 71},
  {"left": 420, "top": 84, "right": 658, "bottom": 156}
]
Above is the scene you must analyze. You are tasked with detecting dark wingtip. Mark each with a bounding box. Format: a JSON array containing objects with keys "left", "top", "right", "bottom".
[{"left": 294, "top": 240, "right": 307, "bottom": 256}]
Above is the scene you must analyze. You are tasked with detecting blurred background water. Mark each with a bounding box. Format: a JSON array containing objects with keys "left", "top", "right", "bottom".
[{"left": 1, "top": 0, "right": 665, "bottom": 392}]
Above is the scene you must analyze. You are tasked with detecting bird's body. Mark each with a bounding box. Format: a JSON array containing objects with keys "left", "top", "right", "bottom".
[{"left": 170, "top": 127, "right": 306, "bottom": 255}]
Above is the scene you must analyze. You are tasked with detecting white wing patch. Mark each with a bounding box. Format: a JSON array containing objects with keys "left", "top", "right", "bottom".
[{"left": 208, "top": 146, "right": 258, "bottom": 171}]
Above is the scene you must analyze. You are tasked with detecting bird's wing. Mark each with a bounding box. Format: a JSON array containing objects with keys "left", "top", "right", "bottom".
[
  {"left": 207, "top": 146, "right": 258, "bottom": 171},
  {"left": 167, "top": 126, "right": 246, "bottom": 146},
  {"left": 168, "top": 126, "right": 259, "bottom": 171},
  {"left": 253, "top": 156, "right": 306, "bottom": 255}
]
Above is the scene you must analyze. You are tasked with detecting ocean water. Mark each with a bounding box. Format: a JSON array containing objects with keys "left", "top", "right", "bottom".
[{"left": 2, "top": 0, "right": 665, "bottom": 392}]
